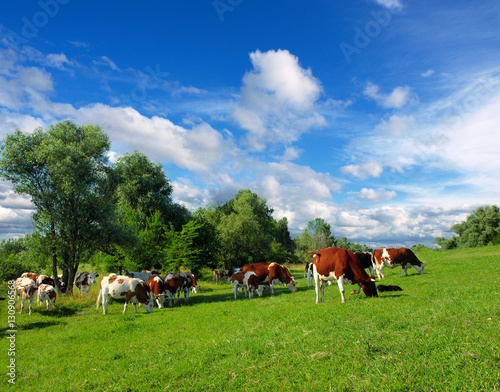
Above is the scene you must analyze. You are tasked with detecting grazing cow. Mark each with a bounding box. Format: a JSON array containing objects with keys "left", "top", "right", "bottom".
[
  {"left": 163, "top": 273, "right": 187, "bottom": 307},
  {"left": 212, "top": 269, "right": 234, "bottom": 283},
  {"left": 16, "top": 278, "right": 37, "bottom": 315},
  {"left": 242, "top": 262, "right": 297, "bottom": 294},
  {"left": 146, "top": 275, "right": 165, "bottom": 308},
  {"left": 37, "top": 284, "right": 57, "bottom": 310},
  {"left": 178, "top": 272, "right": 199, "bottom": 300},
  {"left": 231, "top": 271, "right": 264, "bottom": 300},
  {"left": 20, "top": 273, "right": 55, "bottom": 286},
  {"left": 125, "top": 270, "right": 160, "bottom": 282},
  {"left": 305, "top": 263, "right": 314, "bottom": 287},
  {"left": 75, "top": 272, "right": 99, "bottom": 295},
  {"left": 96, "top": 274, "right": 154, "bottom": 315},
  {"left": 308, "top": 247, "right": 378, "bottom": 303},
  {"left": 372, "top": 247, "right": 425, "bottom": 279},
  {"left": 377, "top": 284, "right": 403, "bottom": 292}
]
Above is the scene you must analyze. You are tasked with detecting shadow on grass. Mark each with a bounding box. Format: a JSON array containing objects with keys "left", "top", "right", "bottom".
[{"left": 0, "top": 320, "right": 66, "bottom": 337}]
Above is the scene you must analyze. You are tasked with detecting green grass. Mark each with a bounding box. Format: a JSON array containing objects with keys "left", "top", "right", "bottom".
[{"left": 1, "top": 247, "right": 499, "bottom": 391}]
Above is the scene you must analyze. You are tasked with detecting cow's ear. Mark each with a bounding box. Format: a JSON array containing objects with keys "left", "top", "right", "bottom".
[
  {"left": 95, "top": 274, "right": 100, "bottom": 277},
  {"left": 370, "top": 278, "right": 376, "bottom": 282}
]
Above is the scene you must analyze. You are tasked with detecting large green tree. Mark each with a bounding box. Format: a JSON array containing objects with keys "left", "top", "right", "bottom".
[
  {"left": 0, "top": 121, "right": 117, "bottom": 293},
  {"left": 436, "top": 205, "right": 500, "bottom": 249},
  {"left": 294, "top": 218, "right": 336, "bottom": 262}
]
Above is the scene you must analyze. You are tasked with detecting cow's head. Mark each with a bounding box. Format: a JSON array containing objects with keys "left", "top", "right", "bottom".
[
  {"left": 141, "top": 298, "right": 155, "bottom": 313},
  {"left": 256, "top": 285, "right": 265, "bottom": 297},
  {"left": 361, "top": 276, "right": 378, "bottom": 298},
  {"left": 286, "top": 278, "right": 297, "bottom": 293}
]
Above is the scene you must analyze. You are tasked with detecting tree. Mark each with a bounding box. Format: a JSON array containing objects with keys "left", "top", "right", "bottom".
[
  {"left": 294, "top": 218, "right": 336, "bottom": 262},
  {"left": 0, "top": 121, "right": 116, "bottom": 293},
  {"left": 162, "top": 220, "right": 204, "bottom": 274},
  {"left": 436, "top": 205, "right": 500, "bottom": 249}
]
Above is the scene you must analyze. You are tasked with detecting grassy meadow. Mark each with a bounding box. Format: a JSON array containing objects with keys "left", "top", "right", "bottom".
[{"left": 1, "top": 246, "right": 499, "bottom": 391}]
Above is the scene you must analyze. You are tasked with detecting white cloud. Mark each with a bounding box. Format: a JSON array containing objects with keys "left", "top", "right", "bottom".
[
  {"left": 364, "top": 82, "right": 416, "bottom": 109},
  {"left": 340, "top": 161, "right": 383, "bottom": 180},
  {"left": 374, "top": 114, "right": 415, "bottom": 136},
  {"left": 374, "top": 0, "right": 403, "bottom": 11},
  {"left": 233, "top": 49, "right": 325, "bottom": 151},
  {"left": 359, "top": 187, "right": 397, "bottom": 202},
  {"left": 421, "top": 69, "right": 434, "bottom": 77},
  {"left": 45, "top": 53, "right": 72, "bottom": 70},
  {"left": 93, "top": 56, "right": 120, "bottom": 71}
]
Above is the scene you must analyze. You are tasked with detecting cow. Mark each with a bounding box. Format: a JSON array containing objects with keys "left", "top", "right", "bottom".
[
  {"left": 37, "top": 284, "right": 57, "bottom": 310},
  {"left": 242, "top": 262, "right": 297, "bottom": 295},
  {"left": 231, "top": 271, "right": 264, "bottom": 300},
  {"left": 20, "top": 273, "right": 55, "bottom": 286},
  {"left": 146, "top": 274, "right": 165, "bottom": 309},
  {"left": 307, "top": 247, "right": 378, "bottom": 303},
  {"left": 163, "top": 273, "right": 187, "bottom": 307},
  {"left": 75, "top": 272, "right": 99, "bottom": 295},
  {"left": 305, "top": 262, "right": 314, "bottom": 287},
  {"left": 355, "top": 252, "right": 375, "bottom": 275},
  {"left": 213, "top": 269, "right": 234, "bottom": 283},
  {"left": 372, "top": 247, "right": 425, "bottom": 279},
  {"left": 16, "top": 278, "right": 37, "bottom": 315},
  {"left": 96, "top": 274, "right": 154, "bottom": 315},
  {"left": 178, "top": 272, "right": 199, "bottom": 299}
]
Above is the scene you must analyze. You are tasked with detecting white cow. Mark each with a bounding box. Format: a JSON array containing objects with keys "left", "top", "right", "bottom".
[
  {"left": 75, "top": 272, "right": 99, "bottom": 295},
  {"left": 96, "top": 274, "right": 154, "bottom": 315}
]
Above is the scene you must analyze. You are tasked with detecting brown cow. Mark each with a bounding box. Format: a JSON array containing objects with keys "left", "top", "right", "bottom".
[
  {"left": 146, "top": 275, "right": 165, "bottom": 308},
  {"left": 37, "top": 284, "right": 57, "bottom": 310},
  {"left": 372, "top": 247, "right": 425, "bottom": 279},
  {"left": 163, "top": 273, "right": 186, "bottom": 307},
  {"left": 242, "top": 262, "right": 296, "bottom": 294},
  {"left": 212, "top": 269, "right": 233, "bottom": 283},
  {"left": 308, "top": 247, "right": 377, "bottom": 303}
]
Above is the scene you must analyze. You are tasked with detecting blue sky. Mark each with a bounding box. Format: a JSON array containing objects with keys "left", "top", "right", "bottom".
[{"left": 1, "top": 0, "right": 499, "bottom": 247}]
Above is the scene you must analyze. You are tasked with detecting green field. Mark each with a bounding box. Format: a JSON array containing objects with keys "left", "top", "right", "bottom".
[{"left": 1, "top": 246, "right": 499, "bottom": 391}]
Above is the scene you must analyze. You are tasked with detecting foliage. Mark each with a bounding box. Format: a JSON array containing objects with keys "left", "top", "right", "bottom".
[
  {"left": 435, "top": 205, "right": 500, "bottom": 249},
  {"left": 294, "top": 218, "right": 336, "bottom": 262},
  {"left": 0, "top": 121, "right": 117, "bottom": 292},
  {"left": 162, "top": 219, "right": 204, "bottom": 273}
]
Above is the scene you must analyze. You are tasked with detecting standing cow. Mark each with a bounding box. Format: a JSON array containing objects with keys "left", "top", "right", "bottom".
[
  {"left": 372, "top": 247, "right": 425, "bottom": 279},
  {"left": 96, "top": 274, "right": 154, "bottom": 315},
  {"left": 242, "top": 262, "right": 297, "bottom": 294},
  {"left": 75, "top": 272, "right": 99, "bottom": 295},
  {"left": 37, "top": 284, "right": 57, "bottom": 310},
  {"left": 308, "top": 247, "right": 377, "bottom": 303},
  {"left": 16, "top": 278, "right": 37, "bottom": 315},
  {"left": 231, "top": 271, "right": 264, "bottom": 299}
]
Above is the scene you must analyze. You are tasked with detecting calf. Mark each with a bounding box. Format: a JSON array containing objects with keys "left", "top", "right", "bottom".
[
  {"left": 377, "top": 284, "right": 403, "bottom": 292},
  {"left": 75, "top": 272, "right": 99, "bottom": 295},
  {"left": 16, "top": 278, "right": 37, "bottom": 315},
  {"left": 231, "top": 271, "right": 264, "bottom": 299},
  {"left": 242, "top": 262, "right": 297, "bottom": 294},
  {"left": 37, "top": 284, "right": 57, "bottom": 310},
  {"left": 372, "top": 247, "right": 425, "bottom": 279},
  {"left": 308, "top": 247, "right": 377, "bottom": 303},
  {"left": 146, "top": 275, "right": 165, "bottom": 308},
  {"left": 96, "top": 274, "right": 154, "bottom": 315}
]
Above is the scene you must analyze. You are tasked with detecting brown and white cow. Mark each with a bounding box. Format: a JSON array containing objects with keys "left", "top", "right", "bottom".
[
  {"left": 75, "top": 272, "right": 99, "bottom": 295},
  {"left": 372, "top": 247, "right": 425, "bottom": 279},
  {"left": 308, "top": 247, "right": 378, "bottom": 303},
  {"left": 163, "top": 273, "right": 186, "bottom": 307},
  {"left": 231, "top": 271, "right": 264, "bottom": 300},
  {"left": 212, "top": 269, "right": 234, "bottom": 283},
  {"left": 124, "top": 270, "right": 160, "bottom": 282},
  {"left": 96, "top": 274, "right": 154, "bottom": 315},
  {"left": 242, "top": 262, "right": 297, "bottom": 294},
  {"left": 146, "top": 274, "right": 165, "bottom": 308},
  {"left": 20, "top": 273, "right": 55, "bottom": 287},
  {"left": 37, "top": 284, "right": 57, "bottom": 310},
  {"left": 16, "top": 278, "right": 37, "bottom": 315}
]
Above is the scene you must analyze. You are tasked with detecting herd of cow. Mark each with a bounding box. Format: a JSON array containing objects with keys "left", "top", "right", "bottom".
[{"left": 12, "top": 246, "right": 425, "bottom": 315}]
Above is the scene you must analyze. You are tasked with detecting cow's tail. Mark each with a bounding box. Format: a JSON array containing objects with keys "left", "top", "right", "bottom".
[{"left": 96, "top": 288, "right": 102, "bottom": 309}]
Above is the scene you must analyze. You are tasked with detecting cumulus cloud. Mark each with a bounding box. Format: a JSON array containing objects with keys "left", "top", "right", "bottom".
[
  {"left": 364, "top": 82, "right": 416, "bottom": 109},
  {"left": 45, "top": 53, "right": 73, "bottom": 70},
  {"left": 340, "top": 161, "right": 383, "bottom": 180},
  {"left": 233, "top": 49, "right": 326, "bottom": 151},
  {"left": 358, "top": 187, "right": 397, "bottom": 202},
  {"left": 374, "top": 0, "right": 403, "bottom": 11}
]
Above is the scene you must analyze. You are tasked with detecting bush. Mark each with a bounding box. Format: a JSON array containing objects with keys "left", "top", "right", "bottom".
[{"left": 0, "top": 254, "right": 26, "bottom": 281}]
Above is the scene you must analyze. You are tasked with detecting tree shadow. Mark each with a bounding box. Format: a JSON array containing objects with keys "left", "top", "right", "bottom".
[{"left": 0, "top": 320, "right": 66, "bottom": 338}]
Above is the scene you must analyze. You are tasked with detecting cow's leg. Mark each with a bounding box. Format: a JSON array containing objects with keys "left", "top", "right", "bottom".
[
  {"left": 337, "top": 277, "right": 346, "bottom": 303},
  {"left": 28, "top": 298, "right": 33, "bottom": 315},
  {"left": 320, "top": 281, "right": 325, "bottom": 303},
  {"left": 96, "top": 289, "right": 102, "bottom": 310},
  {"left": 351, "top": 285, "right": 362, "bottom": 295},
  {"left": 122, "top": 301, "right": 129, "bottom": 314},
  {"left": 233, "top": 283, "right": 239, "bottom": 300},
  {"left": 102, "top": 294, "right": 108, "bottom": 315}
]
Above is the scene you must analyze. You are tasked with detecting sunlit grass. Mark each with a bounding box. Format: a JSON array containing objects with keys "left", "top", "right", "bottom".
[{"left": 1, "top": 247, "right": 499, "bottom": 391}]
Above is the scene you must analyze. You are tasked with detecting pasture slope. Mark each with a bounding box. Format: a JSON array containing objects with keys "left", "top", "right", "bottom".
[{"left": 1, "top": 247, "right": 499, "bottom": 391}]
